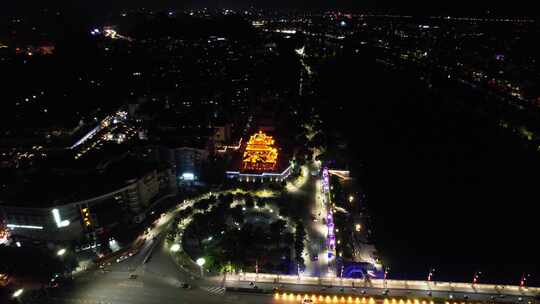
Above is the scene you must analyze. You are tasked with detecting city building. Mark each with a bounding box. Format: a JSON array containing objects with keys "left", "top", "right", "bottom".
[
  {"left": 0, "top": 161, "right": 176, "bottom": 242},
  {"left": 174, "top": 147, "right": 209, "bottom": 184},
  {"left": 226, "top": 130, "right": 293, "bottom": 183}
]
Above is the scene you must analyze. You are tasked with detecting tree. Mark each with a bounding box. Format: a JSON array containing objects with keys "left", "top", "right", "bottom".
[
  {"left": 166, "top": 231, "right": 176, "bottom": 242},
  {"left": 282, "top": 232, "right": 294, "bottom": 248},
  {"left": 230, "top": 205, "right": 245, "bottom": 224},
  {"left": 245, "top": 195, "right": 255, "bottom": 209},
  {"left": 191, "top": 212, "right": 210, "bottom": 247},
  {"left": 256, "top": 199, "right": 266, "bottom": 208},
  {"left": 294, "top": 221, "right": 306, "bottom": 267},
  {"left": 223, "top": 193, "right": 234, "bottom": 206},
  {"left": 270, "top": 219, "right": 287, "bottom": 246},
  {"left": 278, "top": 203, "right": 290, "bottom": 218},
  {"left": 178, "top": 206, "right": 193, "bottom": 219},
  {"left": 194, "top": 199, "right": 211, "bottom": 211}
]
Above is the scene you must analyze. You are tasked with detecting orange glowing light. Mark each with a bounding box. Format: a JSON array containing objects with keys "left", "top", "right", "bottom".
[{"left": 242, "top": 131, "right": 278, "bottom": 171}]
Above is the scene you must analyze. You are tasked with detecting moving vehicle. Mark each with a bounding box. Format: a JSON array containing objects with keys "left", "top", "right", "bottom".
[
  {"left": 302, "top": 299, "right": 314, "bottom": 304},
  {"left": 116, "top": 255, "right": 128, "bottom": 263}
]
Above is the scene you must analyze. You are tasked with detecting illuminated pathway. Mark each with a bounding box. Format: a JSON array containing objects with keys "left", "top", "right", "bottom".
[
  {"left": 301, "top": 163, "right": 331, "bottom": 278},
  {"left": 322, "top": 167, "right": 337, "bottom": 277}
]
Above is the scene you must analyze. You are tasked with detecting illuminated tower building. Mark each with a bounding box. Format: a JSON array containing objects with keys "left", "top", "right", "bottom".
[{"left": 242, "top": 131, "right": 278, "bottom": 172}]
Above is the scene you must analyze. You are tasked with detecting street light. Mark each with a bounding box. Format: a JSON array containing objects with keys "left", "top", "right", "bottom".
[
  {"left": 472, "top": 271, "right": 481, "bottom": 285},
  {"left": 196, "top": 257, "right": 206, "bottom": 277},
  {"left": 520, "top": 273, "right": 530, "bottom": 288},
  {"left": 427, "top": 268, "right": 436, "bottom": 282},
  {"left": 57, "top": 248, "right": 66, "bottom": 256},
  {"left": 170, "top": 244, "right": 180, "bottom": 252},
  {"left": 12, "top": 289, "right": 24, "bottom": 298}
]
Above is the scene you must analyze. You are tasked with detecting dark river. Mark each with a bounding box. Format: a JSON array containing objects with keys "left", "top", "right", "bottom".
[{"left": 318, "top": 54, "right": 539, "bottom": 286}]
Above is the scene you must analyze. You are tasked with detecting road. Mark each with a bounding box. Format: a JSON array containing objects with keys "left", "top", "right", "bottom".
[
  {"left": 284, "top": 163, "right": 329, "bottom": 278},
  {"left": 44, "top": 215, "right": 279, "bottom": 304},
  {"left": 303, "top": 171, "right": 330, "bottom": 278}
]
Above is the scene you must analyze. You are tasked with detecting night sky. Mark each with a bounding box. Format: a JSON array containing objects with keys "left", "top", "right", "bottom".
[{"left": 2, "top": 0, "right": 538, "bottom": 17}]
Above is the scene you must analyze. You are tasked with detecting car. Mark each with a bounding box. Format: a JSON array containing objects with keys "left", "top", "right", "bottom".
[
  {"left": 116, "top": 255, "right": 128, "bottom": 263},
  {"left": 302, "top": 299, "right": 314, "bottom": 304},
  {"left": 129, "top": 274, "right": 138, "bottom": 279},
  {"left": 179, "top": 283, "right": 191, "bottom": 289},
  {"left": 311, "top": 255, "right": 318, "bottom": 261}
]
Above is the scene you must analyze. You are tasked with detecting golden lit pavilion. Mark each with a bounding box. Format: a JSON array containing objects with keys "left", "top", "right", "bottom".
[{"left": 242, "top": 131, "right": 278, "bottom": 171}]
